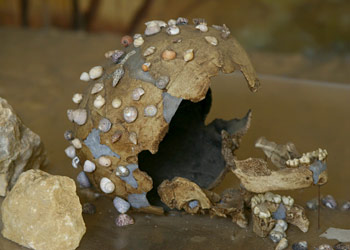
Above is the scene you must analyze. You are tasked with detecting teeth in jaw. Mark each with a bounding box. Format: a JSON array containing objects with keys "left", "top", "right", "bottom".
[
  {"left": 258, "top": 211, "right": 271, "bottom": 219},
  {"left": 253, "top": 206, "right": 260, "bottom": 215},
  {"left": 282, "top": 196, "right": 294, "bottom": 207}
]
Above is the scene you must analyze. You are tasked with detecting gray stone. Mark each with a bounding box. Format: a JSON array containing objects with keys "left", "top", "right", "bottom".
[
  {"left": 128, "top": 193, "right": 150, "bottom": 208},
  {"left": 84, "top": 129, "right": 120, "bottom": 159},
  {"left": 113, "top": 196, "right": 130, "bottom": 214},
  {"left": 162, "top": 92, "right": 182, "bottom": 123}
]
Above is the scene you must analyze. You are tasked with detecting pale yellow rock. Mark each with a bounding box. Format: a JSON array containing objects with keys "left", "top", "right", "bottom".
[{"left": 1, "top": 169, "right": 86, "bottom": 250}]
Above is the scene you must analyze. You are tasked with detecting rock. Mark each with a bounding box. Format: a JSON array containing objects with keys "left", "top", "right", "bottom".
[
  {"left": 82, "top": 203, "right": 96, "bottom": 215},
  {"left": 292, "top": 241, "right": 308, "bottom": 250},
  {"left": 1, "top": 170, "right": 86, "bottom": 250},
  {"left": 334, "top": 242, "right": 350, "bottom": 250},
  {"left": 0, "top": 97, "right": 47, "bottom": 196},
  {"left": 115, "top": 214, "right": 134, "bottom": 227}
]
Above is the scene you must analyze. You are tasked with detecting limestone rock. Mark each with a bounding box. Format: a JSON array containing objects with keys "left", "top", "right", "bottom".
[
  {"left": 0, "top": 97, "right": 47, "bottom": 196},
  {"left": 1, "top": 169, "right": 86, "bottom": 250}
]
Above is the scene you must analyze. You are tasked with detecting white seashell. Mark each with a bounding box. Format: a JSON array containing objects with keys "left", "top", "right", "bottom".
[
  {"left": 168, "top": 19, "right": 176, "bottom": 26},
  {"left": 94, "top": 95, "right": 105, "bottom": 109},
  {"left": 84, "top": 160, "right": 96, "bottom": 172},
  {"left": 100, "top": 177, "right": 115, "bottom": 194},
  {"left": 132, "top": 87, "right": 145, "bottom": 101},
  {"left": 176, "top": 17, "right": 188, "bottom": 25},
  {"left": 67, "top": 109, "right": 87, "bottom": 125},
  {"left": 273, "top": 195, "right": 282, "bottom": 204},
  {"left": 72, "top": 93, "right": 83, "bottom": 104},
  {"left": 98, "top": 118, "right": 112, "bottom": 132},
  {"left": 133, "top": 36, "right": 144, "bottom": 47},
  {"left": 116, "top": 166, "right": 130, "bottom": 177},
  {"left": 145, "top": 20, "right": 167, "bottom": 28},
  {"left": 166, "top": 25, "right": 180, "bottom": 35},
  {"left": 205, "top": 36, "right": 218, "bottom": 46},
  {"left": 123, "top": 107, "right": 138, "bottom": 123},
  {"left": 72, "top": 156, "right": 80, "bottom": 169},
  {"left": 67, "top": 109, "right": 74, "bottom": 122},
  {"left": 184, "top": 49, "right": 194, "bottom": 62},
  {"left": 196, "top": 23, "right": 208, "bottom": 32},
  {"left": 129, "top": 132, "right": 137, "bottom": 145},
  {"left": 112, "top": 98, "right": 122, "bottom": 109},
  {"left": 71, "top": 138, "right": 82, "bottom": 149},
  {"left": 98, "top": 156, "right": 111, "bottom": 167},
  {"left": 144, "top": 105, "right": 157, "bottom": 117},
  {"left": 64, "top": 146, "right": 76, "bottom": 159},
  {"left": 275, "top": 238, "right": 288, "bottom": 250},
  {"left": 112, "top": 67, "right": 124, "bottom": 87},
  {"left": 89, "top": 66, "right": 103, "bottom": 80},
  {"left": 143, "top": 46, "right": 156, "bottom": 57},
  {"left": 80, "top": 72, "right": 90, "bottom": 82},
  {"left": 145, "top": 22, "right": 161, "bottom": 36},
  {"left": 91, "top": 83, "right": 104, "bottom": 94},
  {"left": 155, "top": 75, "right": 170, "bottom": 89}
]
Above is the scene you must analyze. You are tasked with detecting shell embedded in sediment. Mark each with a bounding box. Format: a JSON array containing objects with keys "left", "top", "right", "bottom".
[
  {"left": 112, "top": 97, "right": 122, "bottom": 109},
  {"left": 71, "top": 138, "right": 82, "bottom": 149},
  {"left": 176, "top": 17, "right": 188, "bottom": 25},
  {"left": 112, "top": 67, "right": 124, "bottom": 87},
  {"left": 64, "top": 130, "right": 74, "bottom": 141},
  {"left": 72, "top": 156, "right": 80, "bottom": 169},
  {"left": 89, "top": 66, "right": 103, "bottom": 80},
  {"left": 98, "top": 156, "right": 111, "bottom": 167},
  {"left": 133, "top": 34, "right": 144, "bottom": 47},
  {"left": 116, "top": 166, "right": 130, "bottom": 177},
  {"left": 162, "top": 50, "right": 176, "bottom": 60},
  {"left": 84, "top": 160, "right": 96, "bottom": 173},
  {"left": 144, "top": 105, "right": 157, "bottom": 117},
  {"left": 145, "top": 20, "right": 167, "bottom": 28},
  {"left": 166, "top": 25, "right": 180, "bottom": 35},
  {"left": 144, "top": 21, "right": 162, "bottom": 36},
  {"left": 67, "top": 109, "right": 87, "bottom": 125},
  {"left": 184, "top": 49, "right": 194, "bottom": 62},
  {"left": 80, "top": 72, "right": 90, "bottom": 82},
  {"left": 129, "top": 132, "right": 137, "bottom": 145},
  {"left": 142, "top": 62, "right": 151, "bottom": 72},
  {"left": 72, "top": 93, "right": 83, "bottom": 104},
  {"left": 64, "top": 145, "right": 76, "bottom": 159},
  {"left": 155, "top": 75, "right": 170, "bottom": 89},
  {"left": 168, "top": 19, "right": 176, "bottom": 26},
  {"left": 91, "top": 83, "right": 104, "bottom": 94},
  {"left": 111, "top": 130, "right": 122, "bottom": 143},
  {"left": 100, "top": 177, "right": 115, "bottom": 193},
  {"left": 205, "top": 36, "right": 218, "bottom": 46},
  {"left": 110, "top": 50, "right": 125, "bottom": 63},
  {"left": 113, "top": 197, "right": 130, "bottom": 214},
  {"left": 196, "top": 23, "right": 208, "bottom": 32},
  {"left": 121, "top": 35, "right": 133, "bottom": 47},
  {"left": 143, "top": 46, "right": 156, "bottom": 57},
  {"left": 132, "top": 87, "right": 145, "bottom": 101},
  {"left": 123, "top": 107, "right": 138, "bottom": 123},
  {"left": 98, "top": 118, "right": 112, "bottom": 132},
  {"left": 115, "top": 214, "right": 134, "bottom": 227},
  {"left": 94, "top": 95, "right": 106, "bottom": 109}
]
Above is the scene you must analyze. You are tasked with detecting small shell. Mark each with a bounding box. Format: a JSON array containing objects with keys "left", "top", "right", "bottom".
[
  {"left": 184, "top": 49, "right": 194, "bottom": 62},
  {"left": 176, "top": 17, "right": 188, "bottom": 25},
  {"left": 145, "top": 20, "right": 167, "bottom": 28},
  {"left": 112, "top": 67, "right": 124, "bottom": 87},
  {"left": 121, "top": 35, "right": 133, "bottom": 47},
  {"left": 142, "top": 62, "right": 151, "bottom": 72},
  {"left": 64, "top": 145, "right": 76, "bottom": 159},
  {"left": 132, "top": 87, "right": 145, "bottom": 101},
  {"left": 110, "top": 50, "right": 125, "bottom": 63},
  {"left": 83, "top": 160, "right": 96, "bottom": 173},
  {"left": 155, "top": 76, "right": 170, "bottom": 89},
  {"left": 77, "top": 171, "right": 91, "bottom": 188},
  {"left": 196, "top": 23, "right": 208, "bottom": 32},
  {"left": 145, "top": 22, "right": 161, "bottom": 36},
  {"left": 275, "top": 238, "right": 288, "bottom": 250},
  {"left": 172, "top": 38, "right": 182, "bottom": 43},
  {"left": 111, "top": 98, "right": 122, "bottom": 109},
  {"left": 205, "top": 36, "right": 218, "bottom": 46},
  {"left": 72, "top": 93, "right": 83, "bottom": 104},
  {"left": 129, "top": 132, "right": 137, "bottom": 145},
  {"left": 221, "top": 24, "right": 231, "bottom": 38},
  {"left": 100, "top": 177, "right": 115, "bottom": 194},
  {"left": 98, "top": 118, "right": 112, "bottom": 132},
  {"left": 64, "top": 130, "right": 74, "bottom": 141},
  {"left": 91, "top": 83, "right": 104, "bottom": 94},
  {"left": 80, "top": 72, "right": 90, "bottom": 82},
  {"left": 94, "top": 95, "right": 106, "bottom": 109},
  {"left": 162, "top": 50, "right": 176, "bottom": 60},
  {"left": 115, "top": 214, "right": 134, "bottom": 227},
  {"left": 71, "top": 138, "right": 82, "bottom": 149},
  {"left": 168, "top": 19, "right": 176, "bottom": 26},
  {"left": 166, "top": 25, "right": 180, "bottom": 35},
  {"left": 143, "top": 46, "right": 156, "bottom": 57},
  {"left": 89, "top": 66, "right": 103, "bottom": 80},
  {"left": 111, "top": 130, "right": 122, "bottom": 143},
  {"left": 116, "top": 166, "right": 130, "bottom": 177},
  {"left": 68, "top": 109, "right": 87, "bottom": 125},
  {"left": 144, "top": 105, "right": 157, "bottom": 117},
  {"left": 322, "top": 195, "right": 337, "bottom": 209},
  {"left": 72, "top": 156, "right": 80, "bottom": 169},
  {"left": 98, "top": 156, "right": 111, "bottom": 167},
  {"left": 133, "top": 35, "right": 144, "bottom": 47},
  {"left": 123, "top": 107, "right": 138, "bottom": 123},
  {"left": 113, "top": 197, "right": 131, "bottom": 214}
]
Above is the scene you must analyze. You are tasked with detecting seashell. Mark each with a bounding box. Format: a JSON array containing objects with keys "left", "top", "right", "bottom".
[
  {"left": 115, "top": 213, "right": 134, "bottom": 227},
  {"left": 112, "top": 67, "right": 124, "bottom": 87},
  {"left": 67, "top": 109, "right": 87, "bottom": 125},
  {"left": 321, "top": 194, "right": 337, "bottom": 209},
  {"left": 89, "top": 66, "right": 103, "bottom": 80},
  {"left": 317, "top": 244, "right": 333, "bottom": 250},
  {"left": 133, "top": 34, "right": 144, "bottom": 47},
  {"left": 98, "top": 156, "right": 111, "bottom": 167},
  {"left": 72, "top": 93, "right": 83, "bottom": 104},
  {"left": 221, "top": 24, "right": 231, "bottom": 38},
  {"left": 100, "top": 177, "right": 115, "bottom": 194},
  {"left": 166, "top": 25, "right": 180, "bottom": 35},
  {"left": 91, "top": 83, "right": 104, "bottom": 94},
  {"left": 111, "top": 130, "right": 122, "bottom": 143},
  {"left": 82, "top": 203, "right": 96, "bottom": 215},
  {"left": 196, "top": 23, "right": 208, "bottom": 32},
  {"left": 112, "top": 97, "right": 122, "bottom": 109},
  {"left": 123, "top": 107, "right": 138, "bottom": 123},
  {"left": 83, "top": 160, "right": 96, "bottom": 173},
  {"left": 205, "top": 36, "right": 218, "bottom": 46},
  {"left": 80, "top": 72, "right": 90, "bottom": 82},
  {"left": 155, "top": 75, "right": 170, "bottom": 89},
  {"left": 144, "top": 22, "right": 161, "bottom": 36},
  {"left": 67, "top": 109, "right": 74, "bottom": 121},
  {"left": 162, "top": 50, "right": 176, "bottom": 60},
  {"left": 269, "top": 230, "right": 285, "bottom": 243},
  {"left": 113, "top": 197, "right": 130, "bottom": 214},
  {"left": 76, "top": 171, "right": 91, "bottom": 188},
  {"left": 168, "top": 19, "right": 176, "bottom": 26},
  {"left": 71, "top": 138, "right": 82, "bottom": 149},
  {"left": 144, "top": 105, "right": 157, "bottom": 117},
  {"left": 104, "top": 50, "right": 115, "bottom": 58},
  {"left": 276, "top": 220, "right": 288, "bottom": 231},
  {"left": 72, "top": 156, "right": 80, "bottom": 169},
  {"left": 110, "top": 50, "right": 125, "bottom": 63},
  {"left": 142, "top": 62, "right": 151, "bottom": 72},
  {"left": 116, "top": 165, "right": 130, "bottom": 177},
  {"left": 341, "top": 201, "right": 350, "bottom": 211},
  {"left": 129, "top": 132, "right": 137, "bottom": 145},
  {"left": 176, "top": 17, "right": 188, "bottom": 25},
  {"left": 193, "top": 18, "right": 206, "bottom": 25},
  {"left": 143, "top": 46, "right": 156, "bottom": 57},
  {"left": 94, "top": 95, "right": 106, "bottom": 109},
  {"left": 64, "top": 145, "right": 76, "bottom": 159},
  {"left": 275, "top": 238, "right": 288, "bottom": 250},
  {"left": 121, "top": 35, "right": 133, "bottom": 47},
  {"left": 132, "top": 87, "right": 145, "bottom": 101},
  {"left": 145, "top": 20, "right": 167, "bottom": 28},
  {"left": 184, "top": 49, "right": 194, "bottom": 62},
  {"left": 306, "top": 198, "right": 319, "bottom": 210},
  {"left": 98, "top": 118, "right": 112, "bottom": 132},
  {"left": 292, "top": 241, "right": 308, "bottom": 250},
  {"left": 64, "top": 130, "right": 74, "bottom": 141}
]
